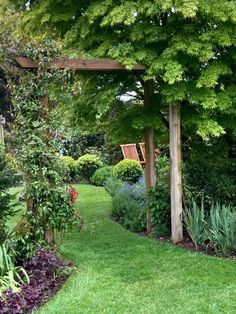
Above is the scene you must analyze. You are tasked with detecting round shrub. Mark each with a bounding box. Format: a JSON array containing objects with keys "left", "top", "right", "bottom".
[
  {"left": 75, "top": 154, "right": 103, "bottom": 180},
  {"left": 4, "top": 153, "right": 21, "bottom": 186},
  {"left": 91, "top": 166, "right": 114, "bottom": 186},
  {"left": 5, "top": 153, "right": 20, "bottom": 173},
  {"left": 60, "top": 156, "right": 76, "bottom": 181},
  {"left": 60, "top": 156, "right": 75, "bottom": 169},
  {"left": 114, "top": 159, "right": 142, "bottom": 183}
]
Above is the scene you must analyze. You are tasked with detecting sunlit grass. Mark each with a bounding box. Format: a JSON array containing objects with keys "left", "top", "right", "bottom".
[
  {"left": 32, "top": 184, "right": 236, "bottom": 313},
  {"left": 7, "top": 186, "right": 25, "bottom": 230}
]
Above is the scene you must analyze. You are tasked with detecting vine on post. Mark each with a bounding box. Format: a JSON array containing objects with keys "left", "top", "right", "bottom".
[{"left": 0, "top": 19, "right": 79, "bottom": 252}]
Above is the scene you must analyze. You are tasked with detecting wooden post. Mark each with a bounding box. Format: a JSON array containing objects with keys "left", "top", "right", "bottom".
[
  {"left": 0, "top": 115, "right": 6, "bottom": 147},
  {"left": 144, "top": 81, "right": 156, "bottom": 236},
  {"left": 41, "top": 96, "right": 55, "bottom": 246},
  {"left": 169, "top": 104, "right": 183, "bottom": 242}
]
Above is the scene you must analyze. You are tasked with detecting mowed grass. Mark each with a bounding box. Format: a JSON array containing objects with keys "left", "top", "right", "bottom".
[
  {"left": 7, "top": 186, "right": 25, "bottom": 230},
  {"left": 37, "top": 184, "right": 236, "bottom": 314}
]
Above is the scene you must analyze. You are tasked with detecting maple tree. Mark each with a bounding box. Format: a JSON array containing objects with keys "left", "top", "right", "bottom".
[{"left": 8, "top": 0, "right": 236, "bottom": 142}]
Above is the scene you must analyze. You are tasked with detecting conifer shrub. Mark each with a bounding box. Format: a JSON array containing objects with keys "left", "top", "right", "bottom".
[{"left": 114, "top": 159, "right": 142, "bottom": 184}]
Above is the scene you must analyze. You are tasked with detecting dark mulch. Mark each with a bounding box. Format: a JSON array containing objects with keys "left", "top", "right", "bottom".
[
  {"left": 139, "top": 232, "right": 236, "bottom": 259},
  {"left": 156, "top": 236, "right": 213, "bottom": 254},
  {"left": 0, "top": 249, "right": 73, "bottom": 314}
]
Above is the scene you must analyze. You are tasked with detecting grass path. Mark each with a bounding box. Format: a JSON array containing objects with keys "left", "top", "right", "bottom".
[{"left": 38, "top": 184, "right": 236, "bottom": 314}]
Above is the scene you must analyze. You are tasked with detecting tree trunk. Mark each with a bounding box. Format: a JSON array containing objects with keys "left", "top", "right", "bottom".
[{"left": 45, "top": 228, "right": 54, "bottom": 246}]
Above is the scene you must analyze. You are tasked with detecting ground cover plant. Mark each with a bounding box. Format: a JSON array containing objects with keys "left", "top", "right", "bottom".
[
  {"left": 36, "top": 185, "right": 236, "bottom": 314},
  {"left": 0, "top": 249, "right": 72, "bottom": 314}
]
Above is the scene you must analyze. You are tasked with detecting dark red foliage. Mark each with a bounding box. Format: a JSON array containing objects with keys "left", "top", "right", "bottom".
[
  {"left": 67, "top": 187, "right": 80, "bottom": 204},
  {"left": 0, "top": 249, "right": 73, "bottom": 314}
]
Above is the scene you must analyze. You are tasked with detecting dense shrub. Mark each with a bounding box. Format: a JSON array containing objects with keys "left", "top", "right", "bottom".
[
  {"left": 104, "top": 176, "right": 123, "bottom": 197},
  {"left": 114, "top": 159, "right": 142, "bottom": 183},
  {"left": 150, "top": 156, "right": 171, "bottom": 236},
  {"left": 60, "top": 156, "right": 75, "bottom": 169},
  {"left": 75, "top": 154, "right": 103, "bottom": 181},
  {"left": 111, "top": 178, "right": 146, "bottom": 232},
  {"left": 183, "top": 149, "right": 236, "bottom": 209},
  {"left": 0, "top": 153, "right": 15, "bottom": 244},
  {"left": 91, "top": 166, "right": 114, "bottom": 186},
  {"left": 108, "top": 153, "right": 236, "bottom": 251},
  {"left": 5, "top": 154, "right": 21, "bottom": 186},
  {"left": 59, "top": 132, "right": 122, "bottom": 164},
  {"left": 60, "top": 156, "right": 76, "bottom": 181}
]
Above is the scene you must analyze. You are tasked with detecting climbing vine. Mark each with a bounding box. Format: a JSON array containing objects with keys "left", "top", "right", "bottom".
[{"left": 0, "top": 14, "right": 78, "bottom": 251}]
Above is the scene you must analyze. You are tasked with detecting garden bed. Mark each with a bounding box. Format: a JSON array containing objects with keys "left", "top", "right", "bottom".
[
  {"left": 139, "top": 232, "right": 236, "bottom": 259},
  {"left": 0, "top": 249, "right": 73, "bottom": 314}
]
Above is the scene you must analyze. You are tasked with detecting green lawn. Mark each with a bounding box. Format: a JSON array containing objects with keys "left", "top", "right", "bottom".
[
  {"left": 7, "top": 187, "right": 25, "bottom": 230},
  {"left": 37, "top": 184, "right": 236, "bottom": 314}
]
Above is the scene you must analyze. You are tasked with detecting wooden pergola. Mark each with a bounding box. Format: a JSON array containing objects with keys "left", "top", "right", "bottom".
[{"left": 15, "top": 56, "right": 183, "bottom": 242}]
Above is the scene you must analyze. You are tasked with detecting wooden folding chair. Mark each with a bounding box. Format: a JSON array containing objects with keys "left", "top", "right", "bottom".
[
  {"left": 139, "top": 142, "right": 160, "bottom": 162},
  {"left": 120, "top": 144, "right": 145, "bottom": 166}
]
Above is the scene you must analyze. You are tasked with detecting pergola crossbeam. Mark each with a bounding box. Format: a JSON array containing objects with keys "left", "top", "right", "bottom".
[{"left": 15, "top": 57, "right": 146, "bottom": 72}]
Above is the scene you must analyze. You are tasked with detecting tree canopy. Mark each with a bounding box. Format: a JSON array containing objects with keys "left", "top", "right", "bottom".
[{"left": 9, "top": 0, "right": 236, "bottom": 143}]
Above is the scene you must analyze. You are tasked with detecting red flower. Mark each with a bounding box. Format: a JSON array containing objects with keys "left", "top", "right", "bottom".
[{"left": 68, "top": 187, "right": 80, "bottom": 204}]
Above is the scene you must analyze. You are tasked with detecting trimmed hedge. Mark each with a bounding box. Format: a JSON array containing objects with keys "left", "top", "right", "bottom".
[
  {"left": 91, "top": 166, "right": 114, "bottom": 186},
  {"left": 114, "top": 159, "right": 142, "bottom": 183},
  {"left": 60, "top": 156, "right": 75, "bottom": 169},
  {"left": 60, "top": 156, "right": 76, "bottom": 181},
  {"left": 75, "top": 154, "right": 103, "bottom": 180}
]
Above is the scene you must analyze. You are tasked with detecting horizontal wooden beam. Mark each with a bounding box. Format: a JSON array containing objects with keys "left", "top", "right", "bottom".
[{"left": 15, "top": 57, "right": 146, "bottom": 72}]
